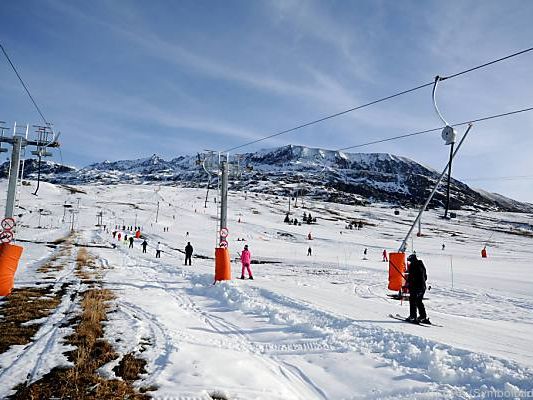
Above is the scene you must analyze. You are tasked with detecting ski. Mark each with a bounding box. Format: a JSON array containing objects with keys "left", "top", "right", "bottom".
[
  {"left": 388, "top": 314, "right": 427, "bottom": 326},
  {"left": 388, "top": 314, "right": 442, "bottom": 327}
]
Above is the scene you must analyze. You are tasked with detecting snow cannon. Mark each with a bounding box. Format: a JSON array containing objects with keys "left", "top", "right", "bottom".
[
  {"left": 214, "top": 247, "right": 231, "bottom": 281},
  {"left": 0, "top": 243, "right": 23, "bottom": 296},
  {"left": 388, "top": 252, "right": 406, "bottom": 291},
  {"left": 135, "top": 230, "right": 141, "bottom": 239}
]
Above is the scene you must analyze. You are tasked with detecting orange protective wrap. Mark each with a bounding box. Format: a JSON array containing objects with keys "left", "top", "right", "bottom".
[
  {"left": 388, "top": 252, "right": 406, "bottom": 291},
  {"left": 215, "top": 247, "right": 231, "bottom": 281},
  {"left": 0, "top": 243, "right": 23, "bottom": 296}
]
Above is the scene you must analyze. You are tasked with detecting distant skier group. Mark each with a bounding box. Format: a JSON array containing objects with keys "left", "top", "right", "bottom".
[{"left": 111, "top": 227, "right": 195, "bottom": 265}]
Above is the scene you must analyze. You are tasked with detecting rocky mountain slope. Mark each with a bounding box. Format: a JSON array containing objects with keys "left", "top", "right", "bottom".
[{"left": 2, "top": 145, "right": 532, "bottom": 212}]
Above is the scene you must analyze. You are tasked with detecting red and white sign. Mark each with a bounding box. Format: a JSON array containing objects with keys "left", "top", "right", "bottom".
[
  {"left": 219, "top": 228, "right": 229, "bottom": 238},
  {"left": 1, "top": 217, "right": 16, "bottom": 231},
  {"left": 0, "top": 230, "right": 14, "bottom": 243},
  {"left": 219, "top": 239, "right": 228, "bottom": 248}
]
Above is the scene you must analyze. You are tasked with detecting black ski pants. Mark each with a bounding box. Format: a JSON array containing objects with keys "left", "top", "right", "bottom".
[
  {"left": 409, "top": 289, "right": 427, "bottom": 319},
  {"left": 185, "top": 254, "right": 192, "bottom": 265}
]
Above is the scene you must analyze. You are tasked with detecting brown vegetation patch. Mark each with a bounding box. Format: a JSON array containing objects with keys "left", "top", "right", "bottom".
[
  {"left": 113, "top": 352, "right": 147, "bottom": 381},
  {"left": 37, "top": 240, "right": 74, "bottom": 274},
  {"left": 11, "top": 288, "right": 150, "bottom": 400},
  {"left": 75, "top": 247, "right": 97, "bottom": 281},
  {"left": 0, "top": 286, "right": 63, "bottom": 354}
]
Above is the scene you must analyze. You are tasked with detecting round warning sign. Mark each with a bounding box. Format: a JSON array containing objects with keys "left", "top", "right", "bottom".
[
  {"left": 220, "top": 228, "right": 229, "bottom": 238},
  {"left": 0, "top": 230, "right": 14, "bottom": 243},
  {"left": 1, "top": 217, "right": 16, "bottom": 231},
  {"left": 219, "top": 239, "right": 228, "bottom": 248}
]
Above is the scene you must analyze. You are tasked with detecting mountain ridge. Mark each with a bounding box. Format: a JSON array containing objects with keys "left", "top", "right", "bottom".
[{"left": 1, "top": 145, "right": 531, "bottom": 213}]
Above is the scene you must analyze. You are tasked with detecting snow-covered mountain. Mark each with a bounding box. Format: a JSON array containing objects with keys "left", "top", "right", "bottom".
[{"left": 3, "top": 145, "right": 532, "bottom": 212}]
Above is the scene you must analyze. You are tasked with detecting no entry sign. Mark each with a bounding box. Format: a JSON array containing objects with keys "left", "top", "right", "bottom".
[
  {"left": 1, "top": 217, "right": 15, "bottom": 231},
  {"left": 0, "top": 230, "right": 14, "bottom": 243}
]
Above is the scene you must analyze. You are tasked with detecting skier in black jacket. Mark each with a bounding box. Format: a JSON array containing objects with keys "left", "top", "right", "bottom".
[
  {"left": 184, "top": 242, "right": 193, "bottom": 265},
  {"left": 406, "top": 253, "right": 429, "bottom": 323}
]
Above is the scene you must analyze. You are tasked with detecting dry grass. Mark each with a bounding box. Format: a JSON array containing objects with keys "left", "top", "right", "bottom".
[
  {"left": 113, "top": 353, "right": 147, "bottom": 381},
  {"left": 11, "top": 288, "right": 151, "bottom": 399},
  {"left": 75, "top": 248, "right": 96, "bottom": 281},
  {"left": 37, "top": 239, "right": 73, "bottom": 274},
  {"left": 0, "top": 286, "right": 63, "bottom": 354}
]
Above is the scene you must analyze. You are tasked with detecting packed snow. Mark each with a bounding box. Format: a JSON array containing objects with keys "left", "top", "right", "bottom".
[{"left": 1, "top": 181, "right": 532, "bottom": 399}]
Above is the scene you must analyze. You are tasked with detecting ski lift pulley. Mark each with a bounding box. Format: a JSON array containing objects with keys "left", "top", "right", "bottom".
[
  {"left": 441, "top": 126, "right": 457, "bottom": 145},
  {"left": 433, "top": 76, "right": 457, "bottom": 145}
]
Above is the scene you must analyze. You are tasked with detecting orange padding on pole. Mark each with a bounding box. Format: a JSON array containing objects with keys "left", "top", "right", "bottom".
[
  {"left": 0, "top": 243, "right": 24, "bottom": 296},
  {"left": 388, "top": 252, "right": 406, "bottom": 291},
  {"left": 215, "top": 247, "right": 231, "bottom": 281}
]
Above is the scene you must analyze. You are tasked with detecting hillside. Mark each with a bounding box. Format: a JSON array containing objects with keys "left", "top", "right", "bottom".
[{"left": 3, "top": 145, "right": 532, "bottom": 213}]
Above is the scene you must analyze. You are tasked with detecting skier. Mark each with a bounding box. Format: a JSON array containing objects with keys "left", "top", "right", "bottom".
[
  {"left": 240, "top": 244, "right": 253, "bottom": 280},
  {"left": 141, "top": 239, "right": 148, "bottom": 253},
  {"left": 307, "top": 246, "right": 312, "bottom": 256},
  {"left": 442, "top": 243, "right": 446, "bottom": 251},
  {"left": 184, "top": 242, "right": 193, "bottom": 265},
  {"left": 406, "top": 253, "right": 429, "bottom": 323},
  {"left": 307, "top": 232, "right": 312, "bottom": 240},
  {"left": 156, "top": 242, "right": 162, "bottom": 258},
  {"left": 112, "top": 231, "right": 116, "bottom": 239},
  {"left": 382, "top": 249, "right": 388, "bottom": 262},
  {"left": 129, "top": 236, "right": 134, "bottom": 248},
  {"left": 117, "top": 232, "right": 122, "bottom": 241},
  {"left": 363, "top": 248, "right": 368, "bottom": 258}
]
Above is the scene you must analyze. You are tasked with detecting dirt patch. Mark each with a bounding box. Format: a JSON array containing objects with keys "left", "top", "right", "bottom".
[
  {"left": 0, "top": 286, "right": 63, "bottom": 354},
  {"left": 11, "top": 288, "right": 150, "bottom": 399},
  {"left": 113, "top": 352, "right": 147, "bottom": 381},
  {"left": 75, "top": 248, "right": 105, "bottom": 281}
]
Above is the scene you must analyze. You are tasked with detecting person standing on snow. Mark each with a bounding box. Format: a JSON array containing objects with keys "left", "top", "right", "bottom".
[
  {"left": 141, "top": 239, "right": 148, "bottom": 253},
  {"left": 382, "top": 249, "right": 388, "bottom": 262},
  {"left": 129, "top": 236, "right": 134, "bottom": 248},
  {"left": 184, "top": 242, "right": 193, "bottom": 265},
  {"left": 240, "top": 244, "right": 253, "bottom": 280},
  {"left": 307, "top": 246, "right": 312, "bottom": 256},
  {"left": 406, "top": 253, "right": 429, "bottom": 323},
  {"left": 156, "top": 242, "right": 162, "bottom": 258}
]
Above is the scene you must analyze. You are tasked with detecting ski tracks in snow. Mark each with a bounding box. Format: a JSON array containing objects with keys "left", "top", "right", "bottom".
[
  {"left": 0, "top": 256, "right": 81, "bottom": 398},
  {"left": 97, "top": 231, "right": 533, "bottom": 399},
  {"left": 189, "top": 276, "right": 533, "bottom": 398}
]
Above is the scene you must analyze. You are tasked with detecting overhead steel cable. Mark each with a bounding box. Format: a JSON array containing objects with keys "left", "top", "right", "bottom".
[
  {"left": 438, "top": 46, "right": 533, "bottom": 81},
  {"left": 338, "top": 106, "right": 533, "bottom": 151},
  {"left": 1, "top": 42, "right": 61, "bottom": 196},
  {"left": 0, "top": 43, "right": 50, "bottom": 127},
  {"left": 222, "top": 46, "right": 533, "bottom": 153},
  {"left": 223, "top": 81, "right": 435, "bottom": 152}
]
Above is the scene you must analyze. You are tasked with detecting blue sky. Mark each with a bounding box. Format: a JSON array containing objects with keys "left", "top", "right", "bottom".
[{"left": 1, "top": 0, "right": 533, "bottom": 201}]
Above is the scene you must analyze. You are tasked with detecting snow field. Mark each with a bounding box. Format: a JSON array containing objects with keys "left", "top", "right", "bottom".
[{"left": 1, "top": 181, "right": 532, "bottom": 399}]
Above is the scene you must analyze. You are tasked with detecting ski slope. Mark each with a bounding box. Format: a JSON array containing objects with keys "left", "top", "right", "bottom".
[{"left": 1, "top": 181, "right": 532, "bottom": 399}]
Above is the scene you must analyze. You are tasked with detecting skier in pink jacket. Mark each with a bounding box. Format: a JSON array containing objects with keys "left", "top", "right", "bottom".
[{"left": 240, "top": 244, "right": 253, "bottom": 280}]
